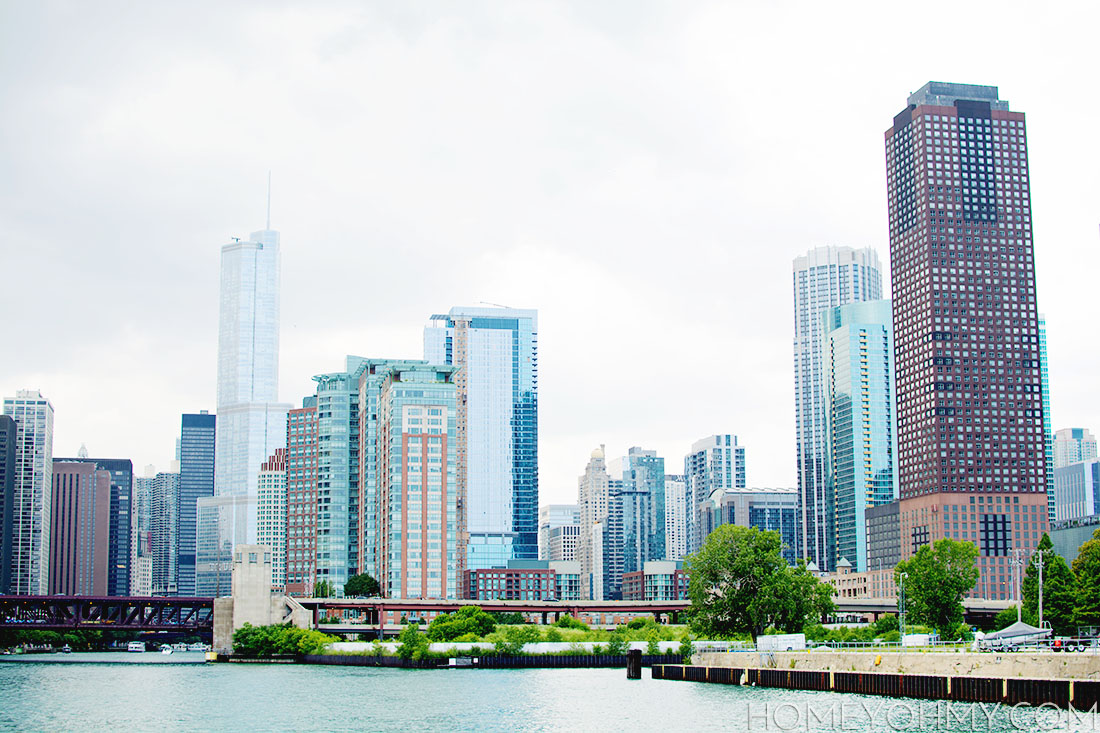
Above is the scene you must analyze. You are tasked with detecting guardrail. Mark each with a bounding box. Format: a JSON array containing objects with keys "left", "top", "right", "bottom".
[{"left": 710, "top": 638, "right": 1100, "bottom": 654}]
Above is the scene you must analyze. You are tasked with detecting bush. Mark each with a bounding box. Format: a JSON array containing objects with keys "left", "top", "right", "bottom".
[
  {"left": 232, "top": 623, "right": 336, "bottom": 657},
  {"left": 646, "top": 630, "right": 661, "bottom": 655},
  {"left": 546, "top": 628, "right": 563, "bottom": 643},
  {"left": 873, "top": 614, "right": 899, "bottom": 634},
  {"left": 426, "top": 606, "right": 496, "bottom": 642},
  {"left": 396, "top": 625, "right": 429, "bottom": 660},
  {"left": 880, "top": 630, "right": 901, "bottom": 643},
  {"left": 491, "top": 612, "right": 526, "bottom": 625},
  {"left": 494, "top": 625, "right": 541, "bottom": 656},
  {"left": 555, "top": 615, "right": 588, "bottom": 630},
  {"left": 626, "top": 616, "right": 650, "bottom": 630},
  {"left": 678, "top": 635, "right": 693, "bottom": 663},
  {"left": 606, "top": 632, "right": 628, "bottom": 655}
]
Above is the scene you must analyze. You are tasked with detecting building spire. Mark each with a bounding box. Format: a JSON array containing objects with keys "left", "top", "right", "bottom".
[{"left": 266, "top": 171, "right": 271, "bottom": 230}]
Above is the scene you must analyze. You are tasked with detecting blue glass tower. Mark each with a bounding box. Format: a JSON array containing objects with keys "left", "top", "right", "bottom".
[
  {"left": 178, "top": 412, "right": 216, "bottom": 595},
  {"left": 425, "top": 307, "right": 538, "bottom": 570}
]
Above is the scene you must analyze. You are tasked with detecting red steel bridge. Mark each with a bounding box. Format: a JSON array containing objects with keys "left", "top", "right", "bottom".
[{"left": 0, "top": 595, "right": 214, "bottom": 633}]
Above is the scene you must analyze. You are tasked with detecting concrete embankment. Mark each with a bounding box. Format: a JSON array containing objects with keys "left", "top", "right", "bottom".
[{"left": 695, "top": 650, "right": 1100, "bottom": 681}]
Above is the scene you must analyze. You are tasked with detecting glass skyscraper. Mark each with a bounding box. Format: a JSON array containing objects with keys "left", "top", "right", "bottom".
[
  {"left": 424, "top": 306, "right": 538, "bottom": 570},
  {"left": 215, "top": 225, "right": 290, "bottom": 548},
  {"left": 684, "top": 434, "right": 746, "bottom": 553},
  {"left": 2, "top": 390, "right": 54, "bottom": 595},
  {"left": 178, "top": 412, "right": 215, "bottom": 595},
  {"left": 793, "top": 247, "right": 883, "bottom": 571},
  {"left": 823, "top": 300, "right": 898, "bottom": 571}
]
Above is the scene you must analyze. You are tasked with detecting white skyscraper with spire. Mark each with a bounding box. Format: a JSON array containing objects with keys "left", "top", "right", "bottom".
[{"left": 211, "top": 182, "right": 290, "bottom": 549}]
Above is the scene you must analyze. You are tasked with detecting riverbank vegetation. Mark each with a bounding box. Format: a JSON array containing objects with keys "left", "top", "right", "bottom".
[
  {"left": 0, "top": 628, "right": 149, "bottom": 652},
  {"left": 232, "top": 623, "right": 337, "bottom": 657}
]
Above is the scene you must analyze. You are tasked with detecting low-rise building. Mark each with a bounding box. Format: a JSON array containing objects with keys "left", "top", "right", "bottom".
[
  {"left": 463, "top": 559, "right": 581, "bottom": 601},
  {"left": 621, "top": 560, "right": 688, "bottom": 601}
]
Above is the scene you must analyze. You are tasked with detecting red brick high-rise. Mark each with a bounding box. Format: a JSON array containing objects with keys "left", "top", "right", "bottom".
[
  {"left": 885, "top": 82, "right": 1046, "bottom": 600},
  {"left": 284, "top": 398, "right": 318, "bottom": 596},
  {"left": 50, "top": 462, "right": 112, "bottom": 596}
]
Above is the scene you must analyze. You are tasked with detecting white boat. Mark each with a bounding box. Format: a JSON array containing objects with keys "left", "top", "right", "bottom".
[
  {"left": 186, "top": 642, "right": 207, "bottom": 652},
  {"left": 127, "top": 641, "right": 146, "bottom": 653},
  {"left": 172, "top": 643, "right": 188, "bottom": 652},
  {"left": 160, "top": 645, "right": 174, "bottom": 655}
]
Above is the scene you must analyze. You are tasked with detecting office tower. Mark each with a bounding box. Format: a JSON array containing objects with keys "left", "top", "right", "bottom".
[
  {"left": 1052, "top": 460, "right": 1100, "bottom": 523},
  {"left": 609, "top": 447, "right": 666, "bottom": 575},
  {"left": 49, "top": 462, "right": 111, "bottom": 595},
  {"left": 538, "top": 504, "right": 578, "bottom": 561},
  {"left": 196, "top": 494, "right": 249, "bottom": 596},
  {"left": 284, "top": 397, "right": 318, "bottom": 596},
  {"left": 794, "top": 247, "right": 884, "bottom": 572},
  {"left": 362, "top": 361, "right": 460, "bottom": 599},
  {"left": 886, "top": 82, "right": 1047, "bottom": 599},
  {"left": 131, "top": 466, "right": 155, "bottom": 595},
  {"left": 424, "top": 306, "right": 538, "bottom": 570},
  {"left": 1039, "top": 316, "right": 1054, "bottom": 523},
  {"left": 53, "top": 456, "right": 133, "bottom": 596},
  {"left": 151, "top": 470, "right": 180, "bottom": 595},
  {"left": 684, "top": 435, "right": 746, "bottom": 554},
  {"left": 215, "top": 219, "right": 291, "bottom": 548},
  {"left": 256, "top": 449, "right": 287, "bottom": 590},
  {"left": 663, "top": 475, "right": 688, "bottom": 561},
  {"left": 2, "top": 390, "right": 55, "bottom": 595},
  {"left": 1054, "top": 428, "right": 1098, "bottom": 468},
  {"left": 823, "top": 300, "right": 898, "bottom": 571},
  {"left": 0, "top": 416, "right": 15, "bottom": 594},
  {"left": 696, "top": 487, "right": 799, "bottom": 565},
  {"left": 576, "top": 447, "right": 611, "bottom": 599},
  {"left": 178, "top": 412, "right": 215, "bottom": 595}
]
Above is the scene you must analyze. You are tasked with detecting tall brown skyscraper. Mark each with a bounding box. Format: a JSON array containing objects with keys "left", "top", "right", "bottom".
[{"left": 885, "top": 82, "right": 1047, "bottom": 600}]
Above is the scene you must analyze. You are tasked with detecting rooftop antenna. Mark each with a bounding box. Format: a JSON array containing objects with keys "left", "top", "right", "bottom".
[
  {"left": 266, "top": 171, "right": 272, "bottom": 230},
  {"left": 478, "top": 301, "right": 512, "bottom": 309}
]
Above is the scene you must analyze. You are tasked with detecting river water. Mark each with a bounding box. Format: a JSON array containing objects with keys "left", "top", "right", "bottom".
[{"left": 1, "top": 653, "right": 1097, "bottom": 731}]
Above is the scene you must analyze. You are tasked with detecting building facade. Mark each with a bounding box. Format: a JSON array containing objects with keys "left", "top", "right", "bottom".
[
  {"left": 793, "top": 247, "right": 884, "bottom": 572},
  {"left": 2, "top": 390, "right": 55, "bottom": 595},
  {"left": 696, "top": 487, "right": 799, "bottom": 565},
  {"left": 1052, "top": 459, "right": 1100, "bottom": 523},
  {"left": 0, "top": 416, "right": 15, "bottom": 594},
  {"left": 256, "top": 448, "right": 287, "bottom": 591},
  {"left": 663, "top": 474, "right": 687, "bottom": 561},
  {"left": 538, "top": 504, "right": 578, "bottom": 561},
  {"left": 610, "top": 447, "right": 666, "bottom": 575},
  {"left": 1054, "top": 428, "right": 1098, "bottom": 469},
  {"left": 178, "top": 412, "right": 215, "bottom": 595},
  {"left": 48, "top": 462, "right": 112, "bottom": 596},
  {"left": 865, "top": 500, "right": 901, "bottom": 571},
  {"left": 54, "top": 456, "right": 133, "bottom": 596},
  {"left": 215, "top": 226, "right": 291, "bottom": 548},
  {"left": 621, "top": 560, "right": 689, "bottom": 601},
  {"left": 284, "top": 398, "right": 318, "bottom": 596},
  {"left": 886, "top": 82, "right": 1048, "bottom": 600},
  {"left": 424, "top": 306, "right": 538, "bottom": 569},
  {"left": 463, "top": 560, "right": 581, "bottom": 601},
  {"left": 195, "top": 494, "right": 250, "bottom": 596},
  {"left": 684, "top": 435, "right": 746, "bottom": 553},
  {"left": 823, "top": 300, "right": 898, "bottom": 571},
  {"left": 576, "top": 447, "right": 611, "bottom": 599},
  {"left": 151, "top": 470, "right": 180, "bottom": 595}
]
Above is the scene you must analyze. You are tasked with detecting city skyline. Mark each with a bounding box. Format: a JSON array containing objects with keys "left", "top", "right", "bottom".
[{"left": 2, "top": 4, "right": 1098, "bottom": 510}]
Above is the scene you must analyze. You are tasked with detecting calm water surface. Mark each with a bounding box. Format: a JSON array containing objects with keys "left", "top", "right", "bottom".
[{"left": 1, "top": 653, "right": 1096, "bottom": 731}]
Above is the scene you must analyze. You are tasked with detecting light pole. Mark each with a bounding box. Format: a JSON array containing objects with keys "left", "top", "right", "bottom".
[
  {"left": 1035, "top": 548, "right": 1050, "bottom": 630},
  {"left": 1010, "top": 548, "right": 1026, "bottom": 623},
  {"left": 898, "top": 572, "right": 908, "bottom": 640}
]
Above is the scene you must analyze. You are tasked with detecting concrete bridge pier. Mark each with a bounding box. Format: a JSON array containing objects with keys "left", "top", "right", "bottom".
[{"left": 212, "top": 544, "right": 311, "bottom": 654}]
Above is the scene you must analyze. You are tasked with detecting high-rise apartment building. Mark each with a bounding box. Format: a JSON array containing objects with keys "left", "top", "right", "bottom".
[
  {"left": 3, "top": 390, "right": 54, "bottom": 595},
  {"left": 178, "top": 412, "right": 215, "bottom": 595},
  {"left": 576, "top": 447, "right": 611, "bottom": 599},
  {"left": 284, "top": 397, "right": 318, "bottom": 596},
  {"left": 1053, "top": 460, "right": 1100, "bottom": 523},
  {"left": 538, "top": 504, "right": 579, "bottom": 561},
  {"left": 256, "top": 449, "right": 287, "bottom": 590},
  {"left": 609, "top": 447, "right": 666, "bottom": 576},
  {"left": 1039, "top": 316, "right": 1054, "bottom": 524},
  {"left": 0, "top": 416, "right": 15, "bottom": 594},
  {"left": 684, "top": 435, "right": 746, "bottom": 554},
  {"left": 1054, "top": 428, "right": 1098, "bottom": 469},
  {"left": 131, "top": 466, "right": 155, "bottom": 595},
  {"left": 424, "top": 306, "right": 538, "bottom": 570},
  {"left": 793, "top": 247, "right": 884, "bottom": 571},
  {"left": 823, "top": 300, "right": 898, "bottom": 571},
  {"left": 663, "top": 475, "right": 688, "bottom": 561},
  {"left": 696, "top": 487, "right": 799, "bottom": 565},
  {"left": 886, "top": 82, "right": 1047, "bottom": 599},
  {"left": 49, "top": 462, "right": 112, "bottom": 595},
  {"left": 151, "top": 470, "right": 180, "bottom": 595},
  {"left": 215, "top": 223, "right": 291, "bottom": 548},
  {"left": 54, "top": 456, "right": 133, "bottom": 596}
]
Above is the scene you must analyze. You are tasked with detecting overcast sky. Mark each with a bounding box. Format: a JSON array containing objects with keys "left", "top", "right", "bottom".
[{"left": 2, "top": 1, "right": 1097, "bottom": 505}]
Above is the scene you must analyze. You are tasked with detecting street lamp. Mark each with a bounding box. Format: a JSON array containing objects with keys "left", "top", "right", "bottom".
[{"left": 898, "top": 572, "right": 908, "bottom": 640}]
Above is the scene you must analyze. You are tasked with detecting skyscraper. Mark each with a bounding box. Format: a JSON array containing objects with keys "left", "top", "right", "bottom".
[
  {"left": 684, "top": 435, "right": 746, "bottom": 553},
  {"left": 215, "top": 218, "right": 291, "bottom": 548},
  {"left": 256, "top": 449, "right": 287, "bottom": 590},
  {"left": 1054, "top": 428, "right": 1098, "bottom": 468},
  {"left": 1039, "top": 315, "right": 1054, "bottom": 523},
  {"left": 425, "top": 306, "right": 538, "bottom": 570},
  {"left": 886, "top": 82, "right": 1047, "bottom": 599},
  {"left": 2, "top": 390, "right": 54, "bottom": 595},
  {"left": 151, "top": 469, "right": 180, "bottom": 595},
  {"left": 538, "top": 504, "right": 578, "bottom": 561},
  {"left": 284, "top": 397, "right": 318, "bottom": 596},
  {"left": 663, "top": 475, "right": 688, "bottom": 561},
  {"left": 609, "top": 447, "right": 666, "bottom": 575},
  {"left": 178, "top": 412, "right": 215, "bottom": 595},
  {"left": 823, "top": 300, "right": 898, "bottom": 571},
  {"left": 49, "top": 462, "right": 112, "bottom": 596},
  {"left": 576, "top": 446, "right": 611, "bottom": 599},
  {"left": 0, "top": 416, "right": 15, "bottom": 594},
  {"left": 793, "top": 247, "right": 883, "bottom": 571}
]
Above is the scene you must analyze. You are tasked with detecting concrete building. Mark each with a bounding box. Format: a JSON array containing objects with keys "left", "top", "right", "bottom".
[
  {"left": 886, "top": 82, "right": 1048, "bottom": 600},
  {"left": 151, "top": 470, "right": 180, "bottom": 595},
  {"left": 538, "top": 504, "right": 578, "bottom": 561},
  {"left": 684, "top": 435, "right": 746, "bottom": 553},
  {"left": 284, "top": 397, "right": 318, "bottom": 596},
  {"left": 621, "top": 560, "right": 689, "bottom": 601},
  {"left": 823, "top": 300, "right": 898, "bottom": 571},
  {"left": 131, "top": 466, "right": 155, "bottom": 596},
  {"left": 1052, "top": 459, "right": 1100, "bottom": 523},
  {"left": 215, "top": 222, "right": 291, "bottom": 549},
  {"left": 664, "top": 475, "right": 688, "bottom": 561},
  {"left": 49, "top": 462, "right": 112, "bottom": 596},
  {"left": 696, "top": 487, "right": 799, "bottom": 565},
  {"left": 463, "top": 559, "right": 581, "bottom": 601},
  {"left": 54, "top": 456, "right": 133, "bottom": 596},
  {"left": 0, "top": 416, "right": 15, "bottom": 594},
  {"left": 1054, "top": 428, "right": 1098, "bottom": 469},
  {"left": 2, "top": 390, "right": 55, "bottom": 595},
  {"left": 865, "top": 500, "right": 901, "bottom": 571},
  {"left": 546, "top": 524, "right": 580, "bottom": 564},
  {"left": 178, "top": 412, "right": 215, "bottom": 595},
  {"left": 256, "top": 449, "right": 287, "bottom": 591},
  {"left": 824, "top": 561, "right": 898, "bottom": 601},
  {"left": 577, "top": 447, "right": 611, "bottom": 599},
  {"left": 424, "top": 306, "right": 539, "bottom": 569},
  {"left": 794, "top": 246, "right": 884, "bottom": 572}
]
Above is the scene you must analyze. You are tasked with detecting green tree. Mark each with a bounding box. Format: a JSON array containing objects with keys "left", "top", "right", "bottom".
[
  {"left": 606, "top": 632, "right": 628, "bottom": 655},
  {"left": 554, "top": 615, "right": 588, "bottom": 630},
  {"left": 678, "top": 635, "right": 693, "bottom": 663},
  {"left": 1072, "top": 528, "right": 1100, "bottom": 628},
  {"left": 425, "top": 606, "right": 497, "bottom": 641},
  {"left": 343, "top": 573, "right": 380, "bottom": 598},
  {"left": 1022, "top": 533, "right": 1077, "bottom": 635},
  {"left": 895, "top": 538, "right": 980, "bottom": 634},
  {"left": 313, "top": 580, "right": 334, "bottom": 598},
  {"left": 685, "top": 525, "right": 834, "bottom": 638},
  {"left": 396, "top": 624, "right": 429, "bottom": 660},
  {"left": 645, "top": 629, "right": 661, "bottom": 655},
  {"left": 494, "top": 625, "right": 540, "bottom": 656},
  {"left": 993, "top": 605, "right": 1036, "bottom": 630}
]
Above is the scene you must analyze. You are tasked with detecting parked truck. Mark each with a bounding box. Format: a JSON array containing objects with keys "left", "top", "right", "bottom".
[{"left": 755, "top": 633, "right": 806, "bottom": 652}]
